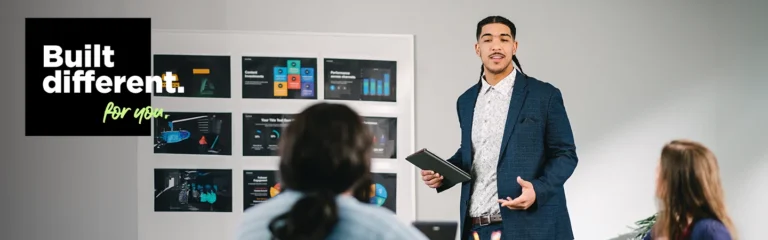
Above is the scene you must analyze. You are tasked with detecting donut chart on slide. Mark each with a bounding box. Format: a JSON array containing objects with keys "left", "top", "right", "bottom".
[{"left": 368, "top": 183, "right": 387, "bottom": 206}]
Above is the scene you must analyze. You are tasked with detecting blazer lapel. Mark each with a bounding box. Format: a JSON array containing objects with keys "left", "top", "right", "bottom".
[{"left": 498, "top": 71, "right": 529, "bottom": 160}]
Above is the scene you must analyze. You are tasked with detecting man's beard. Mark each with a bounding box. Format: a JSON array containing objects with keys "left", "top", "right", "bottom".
[{"left": 486, "top": 62, "right": 511, "bottom": 75}]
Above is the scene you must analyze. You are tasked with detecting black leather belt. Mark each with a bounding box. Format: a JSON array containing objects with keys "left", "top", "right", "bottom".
[{"left": 470, "top": 213, "right": 502, "bottom": 226}]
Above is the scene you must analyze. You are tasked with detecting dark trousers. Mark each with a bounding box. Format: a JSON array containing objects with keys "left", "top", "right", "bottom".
[{"left": 466, "top": 222, "right": 503, "bottom": 240}]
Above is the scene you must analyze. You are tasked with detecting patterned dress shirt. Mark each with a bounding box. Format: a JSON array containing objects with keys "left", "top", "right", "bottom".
[{"left": 468, "top": 69, "right": 517, "bottom": 218}]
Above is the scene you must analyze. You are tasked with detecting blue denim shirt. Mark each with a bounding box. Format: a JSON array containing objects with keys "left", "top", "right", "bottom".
[{"left": 236, "top": 190, "right": 428, "bottom": 240}]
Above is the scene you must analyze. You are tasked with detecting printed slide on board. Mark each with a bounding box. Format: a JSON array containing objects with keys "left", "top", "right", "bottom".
[
  {"left": 370, "top": 173, "right": 397, "bottom": 213},
  {"left": 242, "top": 113, "right": 294, "bottom": 156},
  {"left": 154, "top": 168, "right": 233, "bottom": 212},
  {"left": 363, "top": 117, "right": 397, "bottom": 159},
  {"left": 243, "top": 170, "right": 281, "bottom": 210},
  {"left": 242, "top": 57, "right": 317, "bottom": 99},
  {"left": 324, "top": 58, "right": 397, "bottom": 102},
  {"left": 154, "top": 112, "right": 232, "bottom": 155},
  {"left": 153, "top": 54, "right": 231, "bottom": 98},
  {"left": 241, "top": 171, "right": 396, "bottom": 213}
]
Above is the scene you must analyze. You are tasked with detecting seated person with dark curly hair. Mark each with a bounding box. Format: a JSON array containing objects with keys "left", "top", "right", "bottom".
[{"left": 236, "top": 103, "right": 428, "bottom": 240}]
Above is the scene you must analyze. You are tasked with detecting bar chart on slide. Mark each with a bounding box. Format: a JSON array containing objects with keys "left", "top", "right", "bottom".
[
  {"left": 362, "top": 68, "right": 391, "bottom": 97},
  {"left": 324, "top": 58, "right": 397, "bottom": 102}
]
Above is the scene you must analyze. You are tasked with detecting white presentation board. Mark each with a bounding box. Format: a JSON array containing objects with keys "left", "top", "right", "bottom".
[{"left": 137, "top": 29, "right": 415, "bottom": 240}]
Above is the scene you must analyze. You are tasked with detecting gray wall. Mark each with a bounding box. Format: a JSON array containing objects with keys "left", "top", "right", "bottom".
[{"left": 2, "top": 0, "right": 766, "bottom": 239}]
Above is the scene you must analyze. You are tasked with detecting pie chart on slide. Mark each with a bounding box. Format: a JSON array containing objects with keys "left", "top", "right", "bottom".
[
  {"left": 369, "top": 183, "right": 387, "bottom": 206},
  {"left": 269, "top": 183, "right": 281, "bottom": 197}
]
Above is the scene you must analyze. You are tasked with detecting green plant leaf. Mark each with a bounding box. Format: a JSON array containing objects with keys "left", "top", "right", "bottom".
[{"left": 628, "top": 213, "right": 657, "bottom": 240}]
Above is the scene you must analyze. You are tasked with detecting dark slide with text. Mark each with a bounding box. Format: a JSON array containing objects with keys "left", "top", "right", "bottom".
[
  {"left": 370, "top": 173, "right": 397, "bottom": 213},
  {"left": 324, "top": 58, "right": 397, "bottom": 102},
  {"left": 242, "top": 113, "right": 294, "bottom": 156},
  {"left": 364, "top": 117, "right": 397, "bottom": 159},
  {"left": 241, "top": 171, "right": 396, "bottom": 213},
  {"left": 243, "top": 170, "right": 281, "bottom": 210},
  {"left": 153, "top": 54, "right": 231, "bottom": 98},
  {"left": 154, "top": 112, "right": 232, "bottom": 155},
  {"left": 242, "top": 57, "right": 317, "bottom": 99},
  {"left": 154, "top": 168, "right": 233, "bottom": 212}
]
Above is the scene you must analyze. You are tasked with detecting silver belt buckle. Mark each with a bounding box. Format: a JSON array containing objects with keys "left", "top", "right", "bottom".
[{"left": 479, "top": 214, "right": 491, "bottom": 226}]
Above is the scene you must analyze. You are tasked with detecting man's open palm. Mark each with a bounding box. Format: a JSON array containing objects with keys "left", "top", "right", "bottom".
[{"left": 498, "top": 176, "right": 536, "bottom": 210}]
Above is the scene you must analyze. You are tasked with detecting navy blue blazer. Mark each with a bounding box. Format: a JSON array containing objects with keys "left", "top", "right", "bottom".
[
  {"left": 643, "top": 218, "right": 733, "bottom": 240},
  {"left": 438, "top": 70, "right": 578, "bottom": 240}
]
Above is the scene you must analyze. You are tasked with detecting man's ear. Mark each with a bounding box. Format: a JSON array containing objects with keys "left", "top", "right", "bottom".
[
  {"left": 512, "top": 41, "right": 518, "bottom": 55},
  {"left": 474, "top": 43, "right": 480, "bottom": 56}
]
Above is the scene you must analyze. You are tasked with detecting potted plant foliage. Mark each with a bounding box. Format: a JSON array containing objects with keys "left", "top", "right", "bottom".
[{"left": 630, "top": 213, "right": 657, "bottom": 240}]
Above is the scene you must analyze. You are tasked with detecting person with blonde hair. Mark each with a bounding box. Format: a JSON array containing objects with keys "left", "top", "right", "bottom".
[{"left": 644, "top": 140, "right": 737, "bottom": 240}]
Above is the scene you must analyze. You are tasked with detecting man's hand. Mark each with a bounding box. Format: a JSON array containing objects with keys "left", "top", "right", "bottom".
[
  {"left": 498, "top": 176, "right": 536, "bottom": 210},
  {"left": 421, "top": 170, "right": 443, "bottom": 188}
]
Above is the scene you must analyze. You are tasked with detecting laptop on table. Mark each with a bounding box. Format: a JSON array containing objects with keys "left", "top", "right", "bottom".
[{"left": 413, "top": 221, "right": 458, "bottom": 240}]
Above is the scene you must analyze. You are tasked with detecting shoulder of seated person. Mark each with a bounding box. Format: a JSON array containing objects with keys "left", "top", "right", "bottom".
[
  {"left": 338, "top": 197, "right": 397, "bottom": 219},
  {"left": 344, "top": 206, "right": 426, "bottom": 239},
  {"left": 242, "top": 192, "right": 297, "bottom": 218},
  {"left": 338, "top": 199, "right": 411, "bottom": 228},
  {"left": 694, "top": 218, "right": 727, "bottom": 229},
  {"left": 693, "top": 218, "right": 731, "bottom": 237}
]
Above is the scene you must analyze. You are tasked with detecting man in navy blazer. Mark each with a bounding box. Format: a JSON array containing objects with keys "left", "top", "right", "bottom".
[{"left": 421, "top": 16, "right": 578, "bottom": 240}]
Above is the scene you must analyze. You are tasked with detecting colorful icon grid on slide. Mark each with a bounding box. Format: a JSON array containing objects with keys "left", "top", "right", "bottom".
[
  {"left": 300, "top": 67, "right": 315, "bottom": 97},
  {"left": 273, "top": 67, "right": 288, "bottom": 97},
  {"left": 286, "top": 60, "right": 301, "bottom": 90},
  {"left": 273, "top": 60, "right": 315, "bottom": 97}
]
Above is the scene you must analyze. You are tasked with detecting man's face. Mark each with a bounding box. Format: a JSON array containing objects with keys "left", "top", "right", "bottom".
[{"left": 475, "top": 23, "right": 517, "bottom": 75}]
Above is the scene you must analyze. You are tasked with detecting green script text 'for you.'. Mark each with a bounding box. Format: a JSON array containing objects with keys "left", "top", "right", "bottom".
[{"left": 103, "top": 102, "right": 168, "bottom": 124}]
